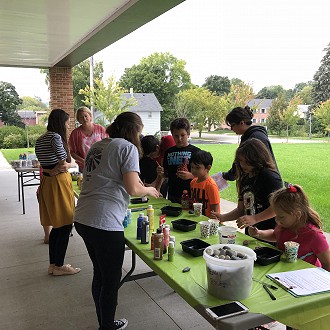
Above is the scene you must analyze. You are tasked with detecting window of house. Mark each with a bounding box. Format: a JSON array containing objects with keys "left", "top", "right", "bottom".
[
  {"left": 261, "top": 118, "right": 266, "bottom": 123},
  {"left": 252, "top": 118, "right": 257, "bottom": 123},
  {"left": 148, "top": 112, "right": 152, "bottom": 118},
  {"left": 261, "top": 108, "right": 266, "bottom": 114}
]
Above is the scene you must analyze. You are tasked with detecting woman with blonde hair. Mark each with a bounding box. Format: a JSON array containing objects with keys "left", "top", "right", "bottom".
[{"left": 69, "top": 106, "right": 107, "bottom": 172}]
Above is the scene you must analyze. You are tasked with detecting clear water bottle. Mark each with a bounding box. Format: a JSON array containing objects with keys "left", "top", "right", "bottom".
[{"left": 126, "top": 209, "right": 132, "bottom": 225}]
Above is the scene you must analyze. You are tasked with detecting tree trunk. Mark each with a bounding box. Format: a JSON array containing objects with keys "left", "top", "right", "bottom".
[
  {"left": 199, "top": 130, "right": 202, "bottom": 138},
  {"left": 286, "top": 125, "right": 289, "bottom": 143}
]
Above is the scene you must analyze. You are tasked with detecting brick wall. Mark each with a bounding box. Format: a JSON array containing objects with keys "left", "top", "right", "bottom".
[{"left": 49, "top": 67, "right": 75, "bottom": 131}]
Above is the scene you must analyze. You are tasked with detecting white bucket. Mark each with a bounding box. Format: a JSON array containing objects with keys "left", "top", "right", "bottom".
[{"left": 203, "top": 244, "right": 256, "bottom": 300}]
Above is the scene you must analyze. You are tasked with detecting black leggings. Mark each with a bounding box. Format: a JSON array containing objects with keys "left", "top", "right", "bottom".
[
  {"left": 49, "top": 224, "right": 73, "bottom": 266},
  {"left": 74, "top": 222, "right": 125, "bottom": 330}
]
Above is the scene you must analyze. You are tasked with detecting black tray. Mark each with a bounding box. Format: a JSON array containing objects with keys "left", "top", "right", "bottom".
[
  {"left": 254, "top": 247, "right": 282, "bottom": 266},
  {"left": 171, "top": 219, "right": 197, "bottom": 232},
  {"left": 180, "top": 238, "right": 210, "bottom": 257},
  {"left": 160, "top": 205, "right": 182, "bottom": 217},
  {"left": 130, "top": 197, "right": 149, "bottom": 204}
]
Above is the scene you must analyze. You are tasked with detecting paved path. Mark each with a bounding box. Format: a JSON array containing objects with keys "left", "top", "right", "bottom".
[
  {"left": 0, "top": 151, "right": 12, "bottom": 170},
  {"left": 190, "top": 131, "right": 325, "bottom": 144}
]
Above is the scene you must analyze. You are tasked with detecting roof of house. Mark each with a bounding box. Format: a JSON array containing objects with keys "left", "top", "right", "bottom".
[
  {"left": 18, "top": 111, "right": 36, "bottom": 119},
  {"left": 122, "top": 93, "right": 163, "bottom": 112},
  {"left": 247, "top": 99, "right": 273, "bottom": 108},
  {"left": 297, "top": 105, "right": 310, "bottom": 113}
]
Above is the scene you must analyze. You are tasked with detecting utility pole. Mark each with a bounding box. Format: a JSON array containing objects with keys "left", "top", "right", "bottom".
[{"left": 89, "top": 56, "right": 94, "bottom": 117}]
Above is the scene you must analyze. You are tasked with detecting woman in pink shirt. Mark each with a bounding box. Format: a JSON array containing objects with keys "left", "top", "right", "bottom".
[{"left": 69, "top": 106, "right": 107, "bottom": 172}]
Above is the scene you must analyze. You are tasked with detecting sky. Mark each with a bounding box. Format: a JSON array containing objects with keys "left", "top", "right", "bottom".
[{"left": 0, "top": 0, "right": 330, "bottom": 103}]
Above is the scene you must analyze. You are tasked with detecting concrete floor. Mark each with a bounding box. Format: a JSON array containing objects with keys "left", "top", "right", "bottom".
[{"left": 0, "top": 167, "right": 287, "bottom": 330}]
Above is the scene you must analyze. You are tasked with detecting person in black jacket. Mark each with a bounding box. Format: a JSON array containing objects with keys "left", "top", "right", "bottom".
[{"left": 222, "top": 106, "right": 278, "bottom": 181}]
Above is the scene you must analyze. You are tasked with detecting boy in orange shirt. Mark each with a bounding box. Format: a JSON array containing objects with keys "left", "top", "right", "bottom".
[{"left": 190, "top": 150, "right": 220, "bottom": 217}]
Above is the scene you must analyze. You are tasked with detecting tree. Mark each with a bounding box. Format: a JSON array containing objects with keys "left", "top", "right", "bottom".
[
  {"left": 296, "top": 85, "right": 313, "bottom": 105},
  {"left": 79, "top": 76, "right": 137, "bottom": 124},
  {"left": 0, "top": 81, "right": 24, "bottom": 127},
  {"left": 40, "top": 59, "right": 103, "bottom": 111},
  {"left": 118, "top": 52, "right": 192, "bottom": 129},
  {"left": 256, "top": 85, "right": 286, "bottom": 99},
  {"left": 312, "top": 43, "right": 330, "bottom": 107},
  {"left": 17, "top": 96, "right": 49, "bottom": 111},
  {"left": 267, "top": 93, "right": 288, "bottom": 136},
  {"left": 174, "top": 88, "right": 227, "bottom": 137},
  {"left": 315, "top": 99, "right": 330, "bottom": 140},
  {"left": 225, "top": 82, "right": 255, "bottom": 110},
  {"left": 202, "top": 75, "right": 231, "bottom": 96},
  {"left": 72, "top": 59, "right": 103, "bottom": 110},
  {"left": 280, "top": 96, "right": 301, "bottom": 142}
]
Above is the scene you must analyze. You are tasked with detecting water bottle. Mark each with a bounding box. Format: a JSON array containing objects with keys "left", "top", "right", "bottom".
[
  {"left": 123, "top": 213, "right": 128, "bottom": 228},
  {"left": 141, "top": 217, "right": 149, "bottom": 244},
  {"left": 181, "top": 190, "right": 190, "bottom": 210},
  {"left": 126, "top": 209, "right": 132, "bottom": 224},
  {"left": 136, "top": 213, "right": 144, "bottom": 240}
]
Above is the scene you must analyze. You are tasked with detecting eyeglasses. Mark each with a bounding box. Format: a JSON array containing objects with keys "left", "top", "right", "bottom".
[{"left": 229, "top": 123, "right": 238, "bottom": 128}]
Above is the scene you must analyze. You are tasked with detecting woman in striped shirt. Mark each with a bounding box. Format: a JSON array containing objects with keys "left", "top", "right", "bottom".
[{"left": 35, "top": 109, "right": 80, "bottom": 276}]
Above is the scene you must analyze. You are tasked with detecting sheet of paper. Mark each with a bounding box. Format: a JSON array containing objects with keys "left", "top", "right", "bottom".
[
  {"left": 211, "top": 172, "right": 229, "bottom": 192},
  {"left": 267, "top": 268, "right": 330, "bottom": 297}
]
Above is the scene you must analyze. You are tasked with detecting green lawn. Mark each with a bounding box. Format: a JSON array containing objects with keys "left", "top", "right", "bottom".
[
  {"left": 2, "top": 144, "right": 330, "bottom": 231},
  {"left": 198, "top": 143, "right": 330, "bottom": 232}
]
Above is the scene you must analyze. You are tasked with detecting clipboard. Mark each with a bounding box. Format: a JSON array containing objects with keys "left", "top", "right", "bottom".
[{"left": 266, "top": 267, "right": 330, "bottom": 297}]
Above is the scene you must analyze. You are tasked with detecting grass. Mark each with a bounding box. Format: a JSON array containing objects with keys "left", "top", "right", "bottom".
[
  {"left": 197, "top": 143, "right": 330, "bottom": 232},
  {"left": 2, "top": 144, "right": 330, "bottom": 231}
]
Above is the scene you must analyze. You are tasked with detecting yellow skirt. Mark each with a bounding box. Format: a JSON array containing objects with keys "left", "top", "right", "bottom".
[{"left": 39, "top": 171, "right": 74, "bottom": 228}]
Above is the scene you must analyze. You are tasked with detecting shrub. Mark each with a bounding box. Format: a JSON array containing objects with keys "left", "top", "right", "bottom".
[
  {"left": 2, "top": 133, "right": 25, "bottom": 148},
  {"left": 0, "top": 126, "right": 25, "bottom": 148}
]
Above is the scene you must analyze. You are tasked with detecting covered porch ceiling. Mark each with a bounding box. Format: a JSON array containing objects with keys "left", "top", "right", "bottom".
[{"left": 0, "top": 0, "right": 184, "bottom": 69}]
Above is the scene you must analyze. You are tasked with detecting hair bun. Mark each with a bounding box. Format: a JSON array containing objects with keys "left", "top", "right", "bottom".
[{"left": 244, "top": 106, "right": 253, "bottom": 118}]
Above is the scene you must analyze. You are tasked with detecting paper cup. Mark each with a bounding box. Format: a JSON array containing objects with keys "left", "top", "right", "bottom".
[
  {"left": 193, "top": 202, "right": 203, "bottom": 216},
  {"left": 218, "top": 226, "right": 237, "bottom": 244},
  {"left": 208, "top": 219, "right": 220, "bottom": 236},
  {"left": 200, "top": 221, "right": 211, "bottom": 238},
  {"left": 284, "top": 241, "right": 300, "bottom": 263}
]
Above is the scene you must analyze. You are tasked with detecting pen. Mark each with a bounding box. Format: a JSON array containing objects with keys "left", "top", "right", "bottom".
[
  {"left": 252, "top": 278, "right": 278, "bottom": 290},
  {"left": 131, "top": 207, "right": 148, "bottom": 212},
  {"left": 263, "top": 284, "right": 276, "bottom": 300}
]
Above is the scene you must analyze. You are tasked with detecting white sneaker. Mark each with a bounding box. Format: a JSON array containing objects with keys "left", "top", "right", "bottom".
[{"left": 114, "top": 318, "right": 128, "bottom": 330}]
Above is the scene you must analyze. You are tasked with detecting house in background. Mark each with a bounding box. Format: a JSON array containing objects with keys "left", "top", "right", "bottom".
[
  {"left": 246, "top": 99, "right": 273, "bottom": 125},
  {"left": 95, "top": 91, "right": 162, "bottom": 135}
]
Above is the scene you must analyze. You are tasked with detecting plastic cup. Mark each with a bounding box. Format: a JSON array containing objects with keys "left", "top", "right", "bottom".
[
  {"left": 193, "top": 202, "right": 203, "bottom": 216},
  {"left": 284, "top": 241, "right": 300, "bottom": 263},
  {"left": 218, "top": 226, "right": 237, "bottom": 244},
  {"left": 200, "top": 221, "right": 211, "bottom": 238},
  {"left": 208, "top": 219, "right": 220, "bottom": 236}
]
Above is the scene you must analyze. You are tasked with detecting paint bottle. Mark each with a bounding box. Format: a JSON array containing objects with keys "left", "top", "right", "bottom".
[
  {"left": 126, "top": 209, "right": 132, "bottom": 225},
  {"left": 169, "top": 235, "right": 176, "bottom": 247},
  {"left": 168, "top": 241, "right": 175, "bottom": 261},
  {"left": 154, "top": 228, "right": 164, "bottom": 260},
  {"left": 159, "top": 214, "right": 166, "bottom": 228},
  {"left": 163, "top": 225, "right": 170, "bottom": 254},
  {"left": 147, "top": 205, "right": 155, "bottom": 231},
  {"left": 151, "top": 232, "right": 156, "bottom": 250},
  {"left": 181, "top": 189, "right": 190, "bottom": 210},
  {"left": 136, "top": 213, "right": 144, "bottom": 240},
  {"left": 141, "top": 217, "right": 149, "bottom": 244}
]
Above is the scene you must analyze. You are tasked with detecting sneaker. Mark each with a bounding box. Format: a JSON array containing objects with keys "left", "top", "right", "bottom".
[
  {"left": 114, "top": 318, "right": 128, "bottom": 330},
  {"left": 53, "top": 264, "right": 81, "bottom": 276}
]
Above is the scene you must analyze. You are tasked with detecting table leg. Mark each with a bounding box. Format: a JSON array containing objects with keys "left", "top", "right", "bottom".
[
  {"left": 21, "top": 173, "right": 25, "bottom": 214},
  {"left": 17, "top": 172, "right": 21, "bottom": 201}
]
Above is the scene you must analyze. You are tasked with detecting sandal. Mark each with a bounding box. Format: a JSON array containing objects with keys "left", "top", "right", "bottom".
[{"left": 53, "top": 264, "right": 81, "bottom": 276}]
